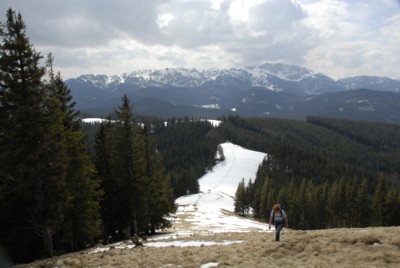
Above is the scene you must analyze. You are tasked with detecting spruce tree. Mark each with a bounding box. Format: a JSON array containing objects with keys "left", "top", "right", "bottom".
[
  {"left": 113, "top": 94, "right": 142, "bottom": 237},
  {"left": 234, "top": 179, "right": 248, "bottom": 216},
  {"left": 45, "top": 53, "right": 102, "bottom": 251},
  {"left": 354, "top": 178, "right": 370, "bottom": 227},
  {"left": 142, "top": 124, "right": 173, "bottom": 233},
  {"left": 95, "top": 119, "right": 119, "bottom": 240},
  {"left": 0, "top": 9, "right": 68, "bottom": 260},
  {"left": 0, "top": 10, "right": 102, "bottom": 260},
  {"left": 259, "top": 176, "right": 272, "bottom": 219},
  {"left": 372, "top": 175, "right": 386, "bottom": 226},
  {"left": 385, "top": 187, "right": 400, "bottom": 226}
]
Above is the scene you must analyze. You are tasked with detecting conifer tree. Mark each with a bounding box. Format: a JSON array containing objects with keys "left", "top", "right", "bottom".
[
  {"left": 95, "top": 119, "right": 119, "bottom": 240},
  {"left": 45, "top": 54, "right": 102, "bottom": 251},
  {"left": 259, "top": 176, "right": 273, "bottom": 219},
  {"left": 95, "top": 96, "right": 173, "bottom": 238},
  {"left": 315, "top": 182, "right": 329, "bottom": 229},
  {"left": 234, "top": 179, "right": 249, "bottom": 216},
  {"left": 0, "top": 10, "right": 103, "bottom": 260},
  {"left": 372, "top": 175, "right": 386, "bottom": 226},
  {"left": 113, "top": 94, "right": 146, "bottom": 237},
  {"left": 384, "top": 187, "right": 400, "bottom": 226},
  {"left": 142, "top": 124, "right": 174, "bottom": 233},
  {"left": 294, "top": 179, "right": 307, "bottom": 228},
  {"left": 354, "top": 178, "right": 370, "bottom": 227},
  {"left": 0, "top": 9, "right": 68, "bottom": 259}
]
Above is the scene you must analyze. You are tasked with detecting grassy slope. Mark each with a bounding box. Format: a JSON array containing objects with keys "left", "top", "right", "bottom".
[{"left": 19, "top": 226, "right": 400, "bottom": 268}]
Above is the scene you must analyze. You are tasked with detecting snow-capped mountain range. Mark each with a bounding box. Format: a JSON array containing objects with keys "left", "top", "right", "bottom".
[
  {"left": 65, "top": 63, "right": 400, "bottom": 124},
  {"left": 73, "top": 63, "right": 342, "bottom": 93},
  {"left": 71, "top": 63, "right": 400, "bottom": 93}
]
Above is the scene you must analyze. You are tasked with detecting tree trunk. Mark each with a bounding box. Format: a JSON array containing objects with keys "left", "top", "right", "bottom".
[
  {"left": 133, "top": 214, "right": 138, "bottom": 235},
  {"left": 124, "top": 221, "right": 131, "bottom": 239},
  {"left": 41, "top": 225, "right": 54, "bottom": 258}
]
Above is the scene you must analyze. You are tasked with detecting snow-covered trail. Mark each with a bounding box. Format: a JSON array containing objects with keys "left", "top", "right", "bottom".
[{"left": 174, "top": 142, "right": 270, "bottom": 233}]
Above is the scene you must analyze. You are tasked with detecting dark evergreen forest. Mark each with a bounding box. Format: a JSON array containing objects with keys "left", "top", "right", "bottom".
[
  {"left": 87, "top": 114, "right": 400, "bottom": 231},
  {"left": 0, "top": 9, "right": 173, "bottom": 263},
  {"left": 226, "top": 115, "right": 400, "bottom": 229}
]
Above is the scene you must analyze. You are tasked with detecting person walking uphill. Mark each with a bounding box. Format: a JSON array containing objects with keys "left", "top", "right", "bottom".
[{"left": 268, "top": 204, "right": 289, "bottom": 242}]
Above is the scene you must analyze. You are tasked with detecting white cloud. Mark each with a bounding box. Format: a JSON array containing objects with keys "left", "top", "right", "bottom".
[
  {"left": 1, "top": 0, "right": 399, "bottom": 79},
  {"left": 157, "top": 13, "right": 175, "bottom": 29},
  {"left": 301, "top": 0, "right": 400, "bottom": 79}
]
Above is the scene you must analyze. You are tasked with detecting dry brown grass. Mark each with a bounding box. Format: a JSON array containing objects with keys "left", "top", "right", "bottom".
[{"left": 18, "top": 226, "right": 400, "bottom": 268}]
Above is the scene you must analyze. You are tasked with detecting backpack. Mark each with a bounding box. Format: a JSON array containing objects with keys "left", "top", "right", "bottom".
[
  {"left": 272, "top": 209, "right": 283, "bottom": 219},
  {"left": 272, "top": 204, "right": 284, "bottom": 222}
]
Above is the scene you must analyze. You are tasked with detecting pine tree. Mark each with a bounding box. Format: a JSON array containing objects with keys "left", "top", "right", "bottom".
[
  {"left": 142, "top": 124, "right": 173, "bottom": 233},
  {"left": 354, "top": 178, "right": 370, "bottom": 227},
  {"left": 234, "top": 179, "right": 249, "bottom": 216},
  {"left": 0, "top": 9, "right": 68, "bottom": 260},
  {"left": 259, "top": 176, "right": 273, "bottom": 220},
  {"left": 113, "top": 94, "right": 143, "bottom": 237},
  {"left": 384, "top": 187, "right": 400, "bottom": 226},
  {"left": 45, "top": 54, "right": 102, "bottom": 251},
  {"left": 372, "top": 175, "right": 386, "bottom": 226},
  {"left": 45, "top": 53, "right": 80, "bottom": 130},
  {"left": 0, "top": 10, "right": 103, "bottom": 260},
  {"left": 95, "top": 119, "right": 119, "bottom": 240},
  {"left": 316, "top": 182, "right": 329, "bottom": 229}
]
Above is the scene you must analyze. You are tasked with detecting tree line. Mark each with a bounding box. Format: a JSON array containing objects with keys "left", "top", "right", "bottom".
[
  {"left": 217, "top": 115, "right": 400, "bottom": 183},
  {"left": 150, "top": 118, "right": 223, "bottom": 198},
  {"left": 83, "top": 117, "right": 223, "bottom": 199},
  {"left": 235, "top": 160, "right": 400, "bottom": 229},
  {"left": 0, "top": 9, "right": 173, "bottom": 263},
  {"left": 228, "top": 115, "right": 400, "bottom": 229}
]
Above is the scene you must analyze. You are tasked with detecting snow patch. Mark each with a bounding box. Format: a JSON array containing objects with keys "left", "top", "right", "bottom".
[
  {"left": 81, "top": 118, "right": 109, "bottom": 124},
  {"left": 201, "top": 104, "right": 220, "bottom": 109}
]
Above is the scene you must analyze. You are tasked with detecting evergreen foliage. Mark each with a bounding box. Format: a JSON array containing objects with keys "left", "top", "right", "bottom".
[
  {"left": 234, "top": 179, "right": 250, "bottom": 216},
  {"left": 0, "top": 9, "right": 101, "bottom": 262},
  {"left": 151, "top": 118, "right": 224, "bottom": 198},
  {"left": 223, "top": 115, "right": 400, "bottom": 229},
  {"left": 94, "top": 95, "right": 174, "bottom": 241}
]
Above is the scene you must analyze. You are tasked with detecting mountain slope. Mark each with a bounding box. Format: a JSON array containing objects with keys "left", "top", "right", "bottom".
[
  {"left": 298, "top": 89, "right": 400, "bottom": 124},
  {"left": 65, "top": 63, "right": 400, "bottom": 124},
  {"left": 337, "top": 76, "right": 400, "bottom": 92},
  {"left": 16, "top": 142, "right": 400, "bottom": 267}
]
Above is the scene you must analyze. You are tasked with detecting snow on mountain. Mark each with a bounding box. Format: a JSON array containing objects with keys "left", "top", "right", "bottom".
[
  {"left": 72, "top": 63, "right": 324, "bottom": 92},
  {"left": 69, "top": 63, "right": 400, "bottom": 97},
  {"left": 89, "top": 142, "right": 270, "bottom": 254},
  {"left": 122, "top": 68, "right": 208, "bottom": 88},
  {"left": 337, "top": 75, "right": 400, "bottom": 92},
  {"left": 245, "top": 63, "right": 316, "bottom": 82}
]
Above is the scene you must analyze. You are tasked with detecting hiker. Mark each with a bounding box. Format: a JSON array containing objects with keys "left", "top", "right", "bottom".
[{"left": 268, "top": 204, "right": 289, "bottom": 241}]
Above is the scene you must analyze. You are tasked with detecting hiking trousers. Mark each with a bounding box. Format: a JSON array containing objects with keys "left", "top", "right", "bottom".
[{"left": 275, "top": 221, "right": 284, "bottom": 241}]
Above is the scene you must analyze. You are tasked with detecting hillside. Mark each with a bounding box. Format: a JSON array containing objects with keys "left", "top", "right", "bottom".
[
  {"left": 17, "top": 228, "right": 400, "bottom": 267},
  {"left": 15, "top": 142, "right": 400, "bottom": 268}
]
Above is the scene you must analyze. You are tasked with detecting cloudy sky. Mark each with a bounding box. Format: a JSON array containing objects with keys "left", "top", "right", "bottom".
[{"left": 1, "top": 0, "right": 399, "bottom": 79}]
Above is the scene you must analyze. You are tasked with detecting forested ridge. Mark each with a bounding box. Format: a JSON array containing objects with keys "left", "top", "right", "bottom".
[
  {"left": 219, "top": 115, "right": 400, "bottom": 181},
  {"left": 150, "top": 118, "right": 224, "bottom": 197},
  {"left": 226, "top": 115, "right": 400, "bottom": 229}
]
